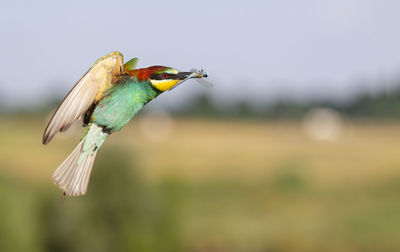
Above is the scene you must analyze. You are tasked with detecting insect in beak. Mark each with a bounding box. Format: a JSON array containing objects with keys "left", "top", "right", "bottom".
[{"left": 189, "top": 69, "right": 213, "bottom": 88}]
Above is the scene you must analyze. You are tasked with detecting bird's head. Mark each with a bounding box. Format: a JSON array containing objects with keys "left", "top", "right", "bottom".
[{"left": 127, "top": 66, "right": 207, "bottom": 92}]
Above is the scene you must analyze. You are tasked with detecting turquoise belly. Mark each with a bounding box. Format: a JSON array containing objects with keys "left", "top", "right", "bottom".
[{"left": 92, "top": 77, "right": 159, "bottom": 132}]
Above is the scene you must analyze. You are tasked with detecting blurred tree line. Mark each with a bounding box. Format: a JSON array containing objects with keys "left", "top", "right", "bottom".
[
  {"left": 4, "top": 84, "right": 400, "bottom": 119},
  {"left": 172, "top": 85, "right": 400, "bottom": 119}
]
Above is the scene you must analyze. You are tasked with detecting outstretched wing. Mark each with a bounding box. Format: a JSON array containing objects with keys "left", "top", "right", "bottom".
[{"left": 43, "top": 51, "right": 124, "bottom": 145}]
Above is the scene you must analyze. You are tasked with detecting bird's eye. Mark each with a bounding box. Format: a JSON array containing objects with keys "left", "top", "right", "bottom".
[{"left": 163, "top": 73, "right": 168, "bottom": 78}]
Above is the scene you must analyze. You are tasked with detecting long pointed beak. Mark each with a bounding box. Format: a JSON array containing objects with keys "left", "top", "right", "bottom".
[{"left": 169, "top": 69, "right": 211, "bottom": 91}]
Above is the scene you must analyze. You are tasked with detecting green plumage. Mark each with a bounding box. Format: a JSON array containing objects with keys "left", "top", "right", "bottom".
[
  {"left": 92, "top": 76, "right": 160, "bottom": 132},
  {"left": 52, "top": 76, "right": 161, "bottom": 195},
  {"left": 45, "top": 52, "right": 209, "bottom": 196}
]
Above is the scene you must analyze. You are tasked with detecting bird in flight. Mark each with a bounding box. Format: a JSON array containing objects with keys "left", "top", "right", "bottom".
[{"left": 43, "top": 52, "right": 209, "bottom": 196}]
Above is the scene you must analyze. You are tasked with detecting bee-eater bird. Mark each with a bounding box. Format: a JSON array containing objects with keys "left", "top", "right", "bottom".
[{"left": 43, "top": 51, "right": 209, "bottom": 196}]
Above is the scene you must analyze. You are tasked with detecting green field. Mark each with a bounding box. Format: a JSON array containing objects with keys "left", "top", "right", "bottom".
[{"left": 1, "top": 116, "right": 400, "bottom": 251}]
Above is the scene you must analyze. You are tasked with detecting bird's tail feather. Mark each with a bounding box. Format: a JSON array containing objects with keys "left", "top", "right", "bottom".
[{"left": 52, "top": 124, "right": 107, "bottom": 196}]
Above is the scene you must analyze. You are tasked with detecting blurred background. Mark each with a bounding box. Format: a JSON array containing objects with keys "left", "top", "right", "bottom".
[{"left": 2, "top": 0, "right": 400, "bottom": 251}]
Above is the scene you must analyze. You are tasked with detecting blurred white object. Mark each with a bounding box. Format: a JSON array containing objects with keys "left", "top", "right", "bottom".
[
  {"left": 138, "top": 110, "right": 175, "bottom": 143},
  {"left": 302, "top": 108, "right": 344, "bottom": 141}
]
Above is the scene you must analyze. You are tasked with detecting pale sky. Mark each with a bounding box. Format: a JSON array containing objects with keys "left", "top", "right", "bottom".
[{"left": 1, "top": 0, "right": 400, "bottom": 108}]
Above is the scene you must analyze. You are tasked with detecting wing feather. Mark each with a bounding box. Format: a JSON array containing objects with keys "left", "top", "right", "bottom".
[{"left": 43, "top": 52, "right": 124, "bottom": 144}]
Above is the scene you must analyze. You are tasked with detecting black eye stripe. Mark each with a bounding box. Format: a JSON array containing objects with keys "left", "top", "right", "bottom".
[
  {"left": 150, "top": 73, "right": 180, "bottom": 80},
  {"left": 150, "top": 72, "right": 193, "bottom": 80}
]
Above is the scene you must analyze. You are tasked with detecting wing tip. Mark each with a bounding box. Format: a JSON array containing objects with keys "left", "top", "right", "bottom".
[
  {"left": 42, "top": 124, "right": 56, "bottom": 145},
  {"left": 42, "top": 133, "right": 52, "bottom": 145}
]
